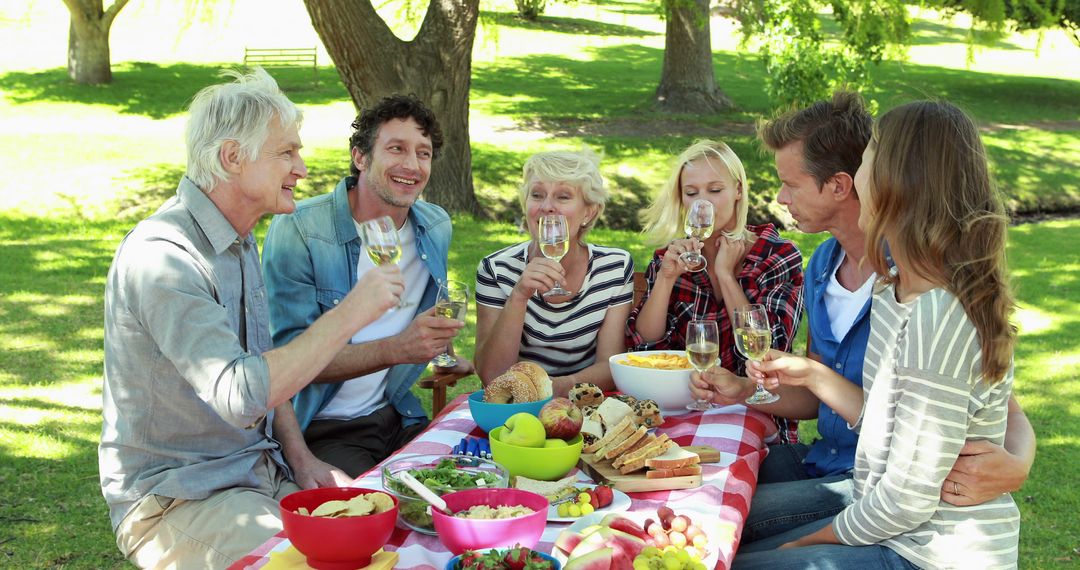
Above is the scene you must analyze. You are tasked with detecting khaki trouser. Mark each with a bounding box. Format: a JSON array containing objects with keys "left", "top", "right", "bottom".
[{"left": 116, "top": 453, "right": 301, "bottom": 570}]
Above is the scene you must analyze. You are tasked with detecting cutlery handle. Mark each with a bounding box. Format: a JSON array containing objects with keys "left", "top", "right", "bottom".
[{"left": 398, "top": 471, "right": 450, "bottom": 515}]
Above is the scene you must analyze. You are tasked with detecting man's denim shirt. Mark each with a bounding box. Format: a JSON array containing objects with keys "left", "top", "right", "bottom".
[
  {"left": 801, "top": 237, "right": 872, "bottom": 477},
  {"left": 262, "top": 176, "right": 451, "bottom": 430}
]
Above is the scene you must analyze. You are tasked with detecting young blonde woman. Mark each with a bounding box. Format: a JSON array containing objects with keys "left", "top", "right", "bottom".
[
  {"left": 626, "top": 140, "right": 803, "bottom": 439},
  {"left": 474, "top": 148, "right": 634, "bottom": 397},
  {"left": 734, "top": 101, "right": 1021, "bottom": 569}
]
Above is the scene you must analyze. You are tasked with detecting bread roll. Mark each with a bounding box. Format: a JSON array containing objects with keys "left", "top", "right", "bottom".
[
  {"left": 484, "top": 369, "right": 539, "bottom": 403},
  {"left": 508, "top": 361, "right": 552, "bottom": 400}
]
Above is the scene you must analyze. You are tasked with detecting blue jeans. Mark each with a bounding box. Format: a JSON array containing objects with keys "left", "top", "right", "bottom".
[
  {"left": 733, "top": 518, "right": 918, "bottom": 570},
  {"left": 743, "top": 444, "right": 854, "bottom": 545}
]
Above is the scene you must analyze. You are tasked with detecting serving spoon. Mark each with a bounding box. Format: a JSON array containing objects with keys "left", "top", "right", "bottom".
[{"left": 397, "top": 471, "right": 453, "bottom": 516}]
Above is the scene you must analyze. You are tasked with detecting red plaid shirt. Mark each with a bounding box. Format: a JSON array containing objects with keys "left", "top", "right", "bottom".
[{"left": 625, "top": 224, "right": 804, "bottom": 444}]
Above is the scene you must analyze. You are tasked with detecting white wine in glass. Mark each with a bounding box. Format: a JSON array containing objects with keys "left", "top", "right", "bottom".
[
  {"left": 733, "top": 304, "right": 780, "bottom": 404},
  {"left": 432, "top": 280, "right": 469, "bottom": 368},
  {"left": 360, "top": 215, "right": 411, "bottom": 309},
  {"left": 366, "top": 243, "right": 401, "bottom": 266},
  {"left": 679, "top": 199, "right": 714, "bottom": 272},
  {"left": 685, "top": 319, "right": 719, "bottom": 411},
  {"left": 539, "top": 214, "right": 572, "bottom": 297}
]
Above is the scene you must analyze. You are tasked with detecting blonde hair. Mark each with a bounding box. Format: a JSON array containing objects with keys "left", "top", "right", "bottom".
[
  {"left": 641, "top": 139, "right": 750, "bottom": 246},
  {"left": 518, "top": 147, "right": 608, "bottom": 239},
  {"left": 185, "top": 68, "right": 302, "bottom": 192},
  {"left": 864, "top": 101, "right": 1015, "bottom": 384}
]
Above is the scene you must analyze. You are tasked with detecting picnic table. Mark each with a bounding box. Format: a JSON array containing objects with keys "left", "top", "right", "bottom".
[{"left": 231, "top": 393, "right": 774, "bottom": 570}]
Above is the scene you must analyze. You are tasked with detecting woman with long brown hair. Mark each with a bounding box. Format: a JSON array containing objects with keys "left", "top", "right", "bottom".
[{"left": 732, "top": 101, "right": 1021, "bottom": 569}]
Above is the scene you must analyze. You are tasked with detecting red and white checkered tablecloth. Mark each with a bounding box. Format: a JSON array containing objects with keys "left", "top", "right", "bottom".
[{"left": 232, "top": 394, "right": 774, "bottom": 570}]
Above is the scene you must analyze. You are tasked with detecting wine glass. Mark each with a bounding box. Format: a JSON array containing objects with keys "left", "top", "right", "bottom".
[
  {"left": 360, "top": 215, "right": 411, "bottom": 309},
  {"left": 431, "top": 280, "right": 469, "bottom": 367},
  {"left": 733, "top": 304, "right": 780, "bottom": 404},
  {"left": 538, "top": 214, "right": 572, "bottom": 297},
  {"left": 679, "top": 199, "right": 714, "bottom": 272},
  {"left": 685, "top": 319, "right": 719, "bottom": 411}
]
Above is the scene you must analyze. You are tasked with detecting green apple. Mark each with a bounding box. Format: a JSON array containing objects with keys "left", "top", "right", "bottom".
[
  {"left": 502, "top": 412, "right": 547, "bottom": 448},
  {"left": 543, "top": 438, "right": 569, "bottom": 448}
]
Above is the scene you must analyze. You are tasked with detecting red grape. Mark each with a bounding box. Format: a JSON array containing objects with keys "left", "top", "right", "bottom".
[{"left": 670, "top": 515, "right": 689, "bottom": 533}]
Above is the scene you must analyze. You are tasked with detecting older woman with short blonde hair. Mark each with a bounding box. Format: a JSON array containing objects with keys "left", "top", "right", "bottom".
[{"left": 475, "top": 147, "right": 634, "bottom": 396}]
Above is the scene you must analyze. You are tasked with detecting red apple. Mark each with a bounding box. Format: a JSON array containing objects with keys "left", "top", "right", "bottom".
[{"left": 539, "top": 397, "right": 584, "bottom": 439}]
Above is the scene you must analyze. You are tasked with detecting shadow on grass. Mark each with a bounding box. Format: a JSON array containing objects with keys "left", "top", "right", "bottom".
[
  {"left": 0, "top": 405, "right": 126, "bottom": 568},
  {"left": 481, "top": 10, "right": 656, "bottom": 37},
  {"left": 0, "top": 219, "right": 119, "bottom": 390},
  {"left": 0, "top": 62, "right": 350, "bottom": 119},
  {"left": 598, "top": 0, "right": 660, "bottom": 17},
  {"left": 1002, "top": 221, "right": 1080, "bottom": 564},
  {"left": 906, "top": 16, "right": 1028, "bottom": 50}
]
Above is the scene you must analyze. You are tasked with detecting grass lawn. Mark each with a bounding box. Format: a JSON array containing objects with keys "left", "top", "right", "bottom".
[{"left": 1, "top": 0, "right": 1078, "bottom": 567}]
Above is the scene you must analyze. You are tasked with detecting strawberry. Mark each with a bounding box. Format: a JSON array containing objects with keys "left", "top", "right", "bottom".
[
  {"left": 503, "top": 544, "right": 529, "bottom": 570},
  {"left": 588, "top": 488, "right": 600, "bottom": 510},
  {"left": 594, "top": 484, "right": 614, "bottom": 508},
  {"left": 457, "top": 550, "right": 484, "bottom": 569}
]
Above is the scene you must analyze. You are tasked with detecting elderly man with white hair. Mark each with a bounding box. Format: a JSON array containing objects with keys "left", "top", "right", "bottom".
[{"left": 98, "top": 69, "right": 403, "bottom": 569}]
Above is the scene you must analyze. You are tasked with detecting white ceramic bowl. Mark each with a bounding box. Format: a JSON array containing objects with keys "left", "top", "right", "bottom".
[{"left": 608, "top": 350, "right": 695, "bottom": 412}]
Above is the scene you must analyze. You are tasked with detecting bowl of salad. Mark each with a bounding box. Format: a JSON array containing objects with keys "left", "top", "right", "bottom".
[{"left": 381, "top": 454, "right": 510, "bottom": 535}]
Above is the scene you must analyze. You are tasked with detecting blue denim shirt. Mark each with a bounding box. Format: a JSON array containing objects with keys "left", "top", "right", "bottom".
[
  {"left": 801, "top": 237, "right": 872, "bottom": 477},
  {"left": 262, "top": 176, "right": 451, "bottom": 430}
]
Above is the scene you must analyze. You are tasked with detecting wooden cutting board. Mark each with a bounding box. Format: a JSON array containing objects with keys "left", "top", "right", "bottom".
[{"left": 577, "top": 445, "right": 720, "bottom": 493}]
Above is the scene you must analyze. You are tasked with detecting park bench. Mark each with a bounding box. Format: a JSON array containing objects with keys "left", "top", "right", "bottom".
[{"left": 243, "top": 47, "right": 318, "bottom": 83}]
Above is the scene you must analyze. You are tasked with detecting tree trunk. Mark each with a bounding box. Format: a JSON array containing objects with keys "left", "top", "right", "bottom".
[
  {"left": 304, "top": 0, "right": 483, "bottom": 217},
  {"left": 63, "top": 0, "right": 130, "bottom": 85},
  {"left": 655, "top": 0, "right": 734, "bottom": 113}
]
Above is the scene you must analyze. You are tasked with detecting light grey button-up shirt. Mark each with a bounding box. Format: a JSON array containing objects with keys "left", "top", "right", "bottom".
[{"left": 99, "top": 177, "right": 286, "bottom": 530}]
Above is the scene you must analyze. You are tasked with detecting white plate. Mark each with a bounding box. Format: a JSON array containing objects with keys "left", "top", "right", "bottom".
[
  {"left": 546, "top": 484, "right": 631, "bottom": 522},
  {"left": 551, "top": 510, "right": 726, "bottom": 568}
]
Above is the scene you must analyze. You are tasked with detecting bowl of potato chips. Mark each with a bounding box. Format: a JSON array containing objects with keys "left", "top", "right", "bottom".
[
  {"left": 609, "top": 350, "right": 696, "bottom": 413},
  {"left": 280, "top": 487, "right": 398, "bottom": 569}
]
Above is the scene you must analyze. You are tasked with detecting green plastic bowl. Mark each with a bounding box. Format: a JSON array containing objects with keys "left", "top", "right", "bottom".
[{"left": 489, "top": 427, "right": 583, "bottom": 481}]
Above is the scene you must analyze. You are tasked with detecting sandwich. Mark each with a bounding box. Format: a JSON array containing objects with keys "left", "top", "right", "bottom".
[
  {"left": 513, "top": 474, "right": 578, "bottom": 503},
  {"left": 644, "top": 447, "right": 702, "bottom": 479},
  {"left": 615, "top": 434, "right": 675, "bottom": 474},
  {"left": 583, "top": 416, "right": 634, "bottom": 455}
]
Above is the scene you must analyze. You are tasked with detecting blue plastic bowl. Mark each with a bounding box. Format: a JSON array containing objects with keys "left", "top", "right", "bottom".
[
  {"left": 444, "top": 549, "right": 561, "bottom": 570},
  {"left": 467, "top": 390, "right": 552, "bottom": 434}
]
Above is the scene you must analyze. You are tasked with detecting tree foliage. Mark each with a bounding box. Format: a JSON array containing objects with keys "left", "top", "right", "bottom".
[
  {"left": 931, "top": 0, "right": 1080, "bottom": 46},
  {"left": 732, "top": 0, "right": 908, "bottom": 109},
  {"left": 731, "top": 0, "right": 1076, "bottom": 110}
]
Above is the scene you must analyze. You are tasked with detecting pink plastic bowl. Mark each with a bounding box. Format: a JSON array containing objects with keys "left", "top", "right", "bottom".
[
  {"left": 432, "top": 488, "right": 549, "bottom": 555},
  {"left": 279, "top": 487, "right": 398, "bottom": 570}
]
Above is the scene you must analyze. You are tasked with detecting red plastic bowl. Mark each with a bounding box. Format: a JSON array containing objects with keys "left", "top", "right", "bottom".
[
  {"left": 432, "top": 488, "right": 549, "bottom": 555},
  {"left": 279, "top": 487, "right": 398, "bottom": 569}
]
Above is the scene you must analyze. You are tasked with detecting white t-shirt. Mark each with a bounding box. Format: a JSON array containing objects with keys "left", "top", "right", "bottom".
[
  {"left": 824, "top": 250, "right": 875, "bottom": 342},
  {"left": 315, "top": 219, "right": 430, "bottom": 421}
]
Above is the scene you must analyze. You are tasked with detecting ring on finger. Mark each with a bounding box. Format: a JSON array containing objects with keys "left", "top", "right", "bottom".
[{"left": 952, "top": 481, "right": 960, "bottom": 495}]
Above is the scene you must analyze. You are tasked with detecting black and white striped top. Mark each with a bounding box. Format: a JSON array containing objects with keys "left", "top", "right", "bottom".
[
  {"left": 475, "top": 242, "right": 635, "bottom": 375},
  {"left": 834, "top": 284, "right": 1019, "bottom": 569}
]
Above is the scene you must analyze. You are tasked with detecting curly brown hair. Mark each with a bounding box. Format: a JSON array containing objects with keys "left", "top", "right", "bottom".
[{"left": 348, "top": 94, "right": 443, "bottom": 175}]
